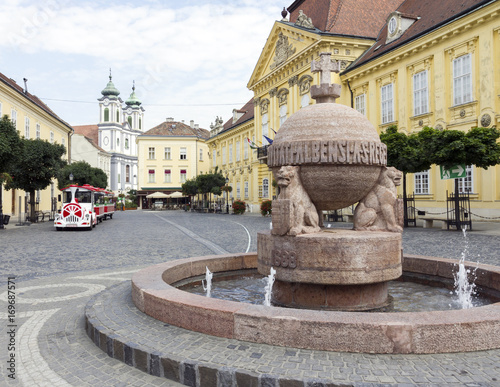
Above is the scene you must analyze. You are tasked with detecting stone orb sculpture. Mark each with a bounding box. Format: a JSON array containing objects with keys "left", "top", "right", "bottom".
[{"left": 267, "top": 103, "right": 386, "bottom": 211}]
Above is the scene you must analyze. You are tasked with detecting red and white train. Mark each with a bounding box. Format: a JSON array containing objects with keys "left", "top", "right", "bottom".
[{"left": 54, "top": 184, "right": 115, "bottom": 231}]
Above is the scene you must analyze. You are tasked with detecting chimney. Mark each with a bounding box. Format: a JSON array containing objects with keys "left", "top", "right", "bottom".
[
  {"left": 190, "top": 120, "right": 194, "bottom": 128},
  {"left": 23, "top": 78, "right": 28, "bottom": 94},
  {"left": 194, "top": 124, "right": 199, "bottom": 129}
]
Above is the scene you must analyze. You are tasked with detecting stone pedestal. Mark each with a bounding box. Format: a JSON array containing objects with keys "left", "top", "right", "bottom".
[{"left": 257, "top": 229, "right": 402, "bottom": 311}]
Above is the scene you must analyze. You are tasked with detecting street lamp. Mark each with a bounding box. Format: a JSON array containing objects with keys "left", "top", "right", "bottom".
[
  {"left": 69, "top": 173, "right": 74, "bottom": 181},
  {"left": 225, "top": 178, "right": 229, "bottom": 214}
]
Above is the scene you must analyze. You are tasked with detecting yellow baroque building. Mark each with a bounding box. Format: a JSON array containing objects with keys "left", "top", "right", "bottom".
[
  {"left": 136, "top": 118, "right": 210, "bottom": 209},
  {"left": 208, "top": 0, "right": 403, "bottom": 213},
  {"left": 342, "top": 0, "right": 500, "bottom": 220},
  {"left": 0, "top": 72, "right": 72, "bottom": 221}
]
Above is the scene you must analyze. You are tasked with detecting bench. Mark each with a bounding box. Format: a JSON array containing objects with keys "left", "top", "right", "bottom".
[{"left": 420, "top": 217, "right": 448, "bottom": 229}]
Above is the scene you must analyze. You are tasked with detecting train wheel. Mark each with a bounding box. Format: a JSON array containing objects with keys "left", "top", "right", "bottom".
[
  {"left": 56, "top": 227, "right": 62, "bottom": 231},
  {"left": 109, "top": 214, "right": 113, "bottom": 219}
]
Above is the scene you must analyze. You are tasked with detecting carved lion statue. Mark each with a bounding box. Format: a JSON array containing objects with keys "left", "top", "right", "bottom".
[
  {"left": 275, "top": 165, "right": 320, "bottom": 236},
  {"left": 353, "top": 166, "right": 403, "bottom": 233}
]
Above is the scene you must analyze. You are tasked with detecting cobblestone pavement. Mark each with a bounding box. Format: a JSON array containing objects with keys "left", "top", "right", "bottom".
[{"left": 1, "top": 210, "right": 500, "bottom": 386}]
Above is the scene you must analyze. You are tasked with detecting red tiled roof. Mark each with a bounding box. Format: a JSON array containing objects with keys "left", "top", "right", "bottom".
[
  {"left": 0, "top": 72, "right": 73, "bottom": 131},
  {"left": 220, "top": 99, "right": 255, "bottom": 134},
  {"left": 142, "top": 121, "right": 210, "bottom": 140},
  {"left": 288, "top": 0, "right": 405, "bottom": 39},
  {"left": 345, "top": 0, "right": 494, "bottom": 71},
  {"left": 73, "top": 125, "right": 99, "bottom": 145}
]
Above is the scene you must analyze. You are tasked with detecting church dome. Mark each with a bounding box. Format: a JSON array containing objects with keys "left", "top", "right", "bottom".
[
  {"left": 125, "top": 83, "right": 141, "bottom": 107},
  {"left": 101, "top": 73, "right": 120, "bottom": 97}
]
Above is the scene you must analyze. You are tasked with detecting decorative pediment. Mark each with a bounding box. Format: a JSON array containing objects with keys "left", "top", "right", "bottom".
[{"left": 270, "top": 32, "right": 296, "bottom": 70}]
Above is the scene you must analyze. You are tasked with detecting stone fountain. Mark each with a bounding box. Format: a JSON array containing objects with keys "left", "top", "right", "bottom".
[
  {"left": 260, "top": 52, "right": 402, "bottom": 311},
  {"left": 126, "top": 53, "right": 500, "bottom": 356}
]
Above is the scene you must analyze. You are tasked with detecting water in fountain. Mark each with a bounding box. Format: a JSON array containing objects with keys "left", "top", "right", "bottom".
[
  {"left": 453, "top": 226, "right": 477, "bottom": 309},
  {"left": 201, "top": 266, "right": 213, "bottom": 298},
  {"left": 264, "top": 267, "right": 276, "bottom": 306}
]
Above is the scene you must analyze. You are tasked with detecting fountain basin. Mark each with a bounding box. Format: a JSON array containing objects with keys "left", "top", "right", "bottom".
[{"left": 132, "top": 253, "right": 500, "bottom": 354}]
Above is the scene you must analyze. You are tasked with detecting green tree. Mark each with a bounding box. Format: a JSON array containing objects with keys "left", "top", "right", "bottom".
[
  {"left": 0, "top": 115, "right": 23, "bottom": 228},
  {"left": 380, "top": 125, "right": 431, "bottom": 226},
  {"left": 182, "top": 178, "right": 199, "bottom": 208},
  {"left": 5, "top": 138, "right": 66, "bottom": 221},
  {"left": 56, "top": 161, "right": 108, "bottom": 189}
]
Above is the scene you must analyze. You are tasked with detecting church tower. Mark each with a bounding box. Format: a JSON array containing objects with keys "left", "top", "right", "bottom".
[
  {"left": 97, "top": 71, "right": 142, "bottom": 193},
  {"left": 123, "top": 81, "right": 145, "bottom": 131}
]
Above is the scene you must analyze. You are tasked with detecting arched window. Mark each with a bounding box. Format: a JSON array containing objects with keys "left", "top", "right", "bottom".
[
  {"left": 104, "top": 108, "right": 109, "bottom": 122},
  {"left": 125, "top": 138, "right": 129, "bottom": 149},
  {"left": 116, "top": 110, "right": 120, "bottom": 122},
  {"left": 139, "top": 118, "right": 142, "bottom": 130},
  {"left": 128, "top": 116, "right": 132, "bottom": 127}
]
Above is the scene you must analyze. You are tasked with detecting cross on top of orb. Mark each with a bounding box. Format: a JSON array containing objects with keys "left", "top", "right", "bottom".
[{"left": 311, "top": 52, "right": 340, "bottom": 86}]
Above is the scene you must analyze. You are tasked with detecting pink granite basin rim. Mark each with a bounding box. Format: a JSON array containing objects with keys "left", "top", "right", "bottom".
[{"left": 131, "top": 253, "right": 500, "bottom": 354}]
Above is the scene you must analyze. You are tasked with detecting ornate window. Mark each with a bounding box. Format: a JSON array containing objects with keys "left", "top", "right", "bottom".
[
  {"left": 262, "top": 178, "right": 269, "bottom": 198},
  {"left": 413, "top": 71, "right": 428, "bottom": 116},
  {"left": 164, "top": 169, "right": 171, "bottom": 183},
  {"left": 381, "top": 83, "right": 394, "bottom": 124},
  {"left": 148, "top": 169, "right": 155, "bottom": 183},
  {"left": 279, "top": 104, "right": 287, "bottom": 128},
  {"left": 125, "top": 165, "right": 130, "bottom": 183},
  {"left": 24, "top": 117, "right": 30, "bottom": 139},
  {"left": 228, "top": 143, "right": 233, "bottom": 163},
  {"left": 11, "top": 109, "right": 17, "bottom": 129},
  {"left": 414, "top": 170, "right": 430, "bottom": 194},
  {"left": 244, "top": 139, "right": 249, "bottom": 160},
  {"left": 50, "top": 131, "right": 54, "bottom": 144},
  {"left": 355, "top": 94, "right": 366, "bottom": 116},
  {"left": 36, "top": 123, "right": 40, "bottom": 139},
  {"left": 116, "top": 110, "right": 120, "bottom": 122},
  {"left": 236, "top": 182, "right": 241, "bottom": 198},
  {"left": 222, "top": 146, "right": 226, "bottom": 165},
  {"left": 125, "top": 138, "right": 129, "bottom": 150},
  {"left": 180, "top": 169, "right": 187, "bottom": 183},
  {"left": 128, "top": 116, "right": 132, "bottom": 127},
  {"left": 244, "top": 181, "right": 249, "bottom": 198},
  {"left": 457, "top": 166, "right": 473, "bottom": 193},
  {"left": 262, "top": 113, "right": 269, "bottom": 145},
  {"left": 236, "top": 141, "right": 240, "bottom": 162},
  {"left": 453, "top": 54, "right": 472, "bottom": 106}
]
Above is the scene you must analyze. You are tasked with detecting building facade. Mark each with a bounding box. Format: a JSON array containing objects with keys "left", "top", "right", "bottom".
[
  {"left": 136, "top": 119, "right": 210, "bottom": 208},
  {"left": 71, "top": 130, "right": 112, "bottom": 188},
  {"left": 341, "top": 0, "right": 500, "bottom": 219},
  {"left": 97, "top": 74, "right": 145, "bottom": 193},
  {"left": 0, "top": 72, "right": 73, "bottom": 218},
  {"left": 206, "top": 100, "right": 261, "bottom": 211}
]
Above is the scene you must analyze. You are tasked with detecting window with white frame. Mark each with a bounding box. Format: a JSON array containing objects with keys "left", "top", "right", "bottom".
[
  {"left": 301, "top": 94, "right": 310, "bottom": 108},
  {"left": 222, "top": 146, "right": 226, "bottom": 165},
  {"left": 381, "top": 83, "right": 394, "bottom": 124},
  {"left": 11, "top": 109, "right": 17, "bottom": 129},
  {"left": 164, "top": 147, "right": 171, "bottom": 160},
  {"left": 213, "top": 149, "right": 216, "bottom": 166},
  {"left": 36, "top": 123, "right": 40, "bottom": 139},
  {"left": 457, "top": 165, "right": 473, "bottom": 193},
  {"left": 24, "top": 117, "right": 30, "bottom": 139},
  {"left": 180, "top": 169, "right": 187, "bottom": 183},
  {"left": 228, "top": 143, "right": 233, "bottom": 163},
  {"left": 50, "top": 131, "right": 54, "bottom": 144},
  {"left": 453, "top": 54, "right": 472, "bottom": 106},
  {"left": 244, "top": 139, "right": 249, "bottom": 160},
  {"left": 164, "top": 169, "right": 171, "bottom": 183},
  {"left": 125, "top": 165, "right": 130, "bottom": 183},
  {"left": 262, "top": 113, "right": 269, "bottom": 145},
  {"left": 180, "top": 147, "right": 187, "bottom": 160},
  {"left": 413, "top": 71, "right": 428, "bottom": 116},
  {"left": 244, "top": 181, "right": 248, "bottom": 198},
  {"left": 414, "top": 170, "right": 430, "bottom": 194},
  {"left": 236, "top": 141, "right": 240, "bottom": 162},
  {"left": 148, "top": 147, "right": 155, "bottom": 159},
  {"left": 236, "top": 182, "right": 240, "bottom": 198},
  {"left": 279, "top": 104, "right": 287, "bottom": 128},
  {"left": 148, "top": 169, "right": 155, "bottom": 183},
  {"left": 262, "top": 178, "right": 269, "bottom": 198},
  {"left": 355, "top": 94, "right": 366, "bottom": 115},
  {"left": 199, "top": 148, "right": 203, "bottom": 161}
]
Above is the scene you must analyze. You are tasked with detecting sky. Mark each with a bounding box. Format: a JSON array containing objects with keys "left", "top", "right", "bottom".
[{"left": 0, "top": 0, "right": 286, "bottom": 131}]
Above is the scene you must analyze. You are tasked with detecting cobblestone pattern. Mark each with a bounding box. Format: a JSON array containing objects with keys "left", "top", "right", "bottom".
[{"left": 1, "top": 210, "right": 500, "bottom": 386}]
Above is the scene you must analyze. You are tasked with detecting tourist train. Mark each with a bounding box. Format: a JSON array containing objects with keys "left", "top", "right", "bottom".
[{"left": 54, "top": 184, "right": 115, "bottom": 231}]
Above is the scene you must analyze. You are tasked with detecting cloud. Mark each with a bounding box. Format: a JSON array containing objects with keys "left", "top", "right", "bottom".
[{"left": 0, "top": 0, "right": 284, "bottom": 128}]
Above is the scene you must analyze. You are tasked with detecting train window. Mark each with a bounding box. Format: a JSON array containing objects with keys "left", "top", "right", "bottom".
[{"left": 75, "top": 192, "right": 92, "bottom": 203}]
